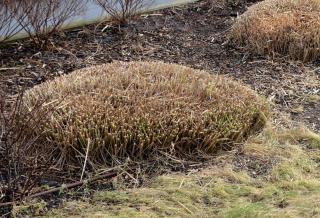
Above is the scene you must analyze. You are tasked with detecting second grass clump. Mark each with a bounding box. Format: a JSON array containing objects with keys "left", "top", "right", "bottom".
[
  {"left": 230, "top": 0, "right": 320, "bottom": 62},
  {"left": 24, "top": 61, "right": 269, "bottom": 164}
]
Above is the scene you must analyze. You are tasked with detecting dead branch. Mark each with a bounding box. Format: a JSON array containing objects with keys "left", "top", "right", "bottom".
[{"left": 0, "top": 167, "right": 120, "bottom": 207}]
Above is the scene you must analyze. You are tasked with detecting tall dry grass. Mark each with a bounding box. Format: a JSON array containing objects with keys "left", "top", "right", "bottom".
[
  {"left": 24, "top": 61, "right": 269, "bottom": 165},
  {"left": 229, "top": 0, "right": 320, "bottom": 62}
]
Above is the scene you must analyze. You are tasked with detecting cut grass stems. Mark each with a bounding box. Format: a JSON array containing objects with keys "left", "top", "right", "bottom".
[
  {"left": 24, "top": 61, "right": 269, "bottom": 166},
  {"left": 230, "top": 0, "right": 320, "bottom": 62}
]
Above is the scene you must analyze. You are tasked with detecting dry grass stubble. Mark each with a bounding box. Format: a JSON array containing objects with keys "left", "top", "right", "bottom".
[
  {"left": 24, "top": 61, "right": 269, "bottom": 165},
  {"left": 230, "top": 0, "right": 320, "bottom": 61}
]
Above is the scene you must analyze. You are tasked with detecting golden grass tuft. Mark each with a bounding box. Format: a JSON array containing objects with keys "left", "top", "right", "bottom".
[
  {"left": 24, "top": 61, "right": 269, "bottom": 164},
  {"left": 229, "top": 0, "right": 320, "bottom": 62}
]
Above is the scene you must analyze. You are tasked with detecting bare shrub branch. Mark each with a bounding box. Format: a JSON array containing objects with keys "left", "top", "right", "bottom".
[
  {"left": 95, "top": 0, "right": 153, "bottom": 24},
  {"left": 0, "top": 1, "right": 25, "bottom": 43},
  {"left": 0, "top": 92, "right": 56, "bottom": 206},
  {"left": 15, "top": 0, "right": 86, "bottom": 48}
]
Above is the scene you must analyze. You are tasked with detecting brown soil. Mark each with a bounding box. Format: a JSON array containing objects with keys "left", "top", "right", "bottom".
[{"left": 0, "top": 0, "right": 319, "bottom": 131}]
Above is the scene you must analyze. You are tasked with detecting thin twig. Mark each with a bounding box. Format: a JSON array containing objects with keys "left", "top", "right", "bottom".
[{"left": 0, "top": 67, "right": 22, "bottom": 71}]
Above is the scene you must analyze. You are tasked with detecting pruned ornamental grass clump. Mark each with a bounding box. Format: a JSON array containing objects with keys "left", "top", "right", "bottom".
[
  {"left": 229, "top": 0, "right": 320, "bottom": 62},
  {"left": 24, "top": 61, "right": 269, "bottom": 165}
]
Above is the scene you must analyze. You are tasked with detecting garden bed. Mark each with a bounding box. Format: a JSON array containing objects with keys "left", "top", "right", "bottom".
[{"left": 0, "top": 0, "right": 320, "bottom": 216}]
